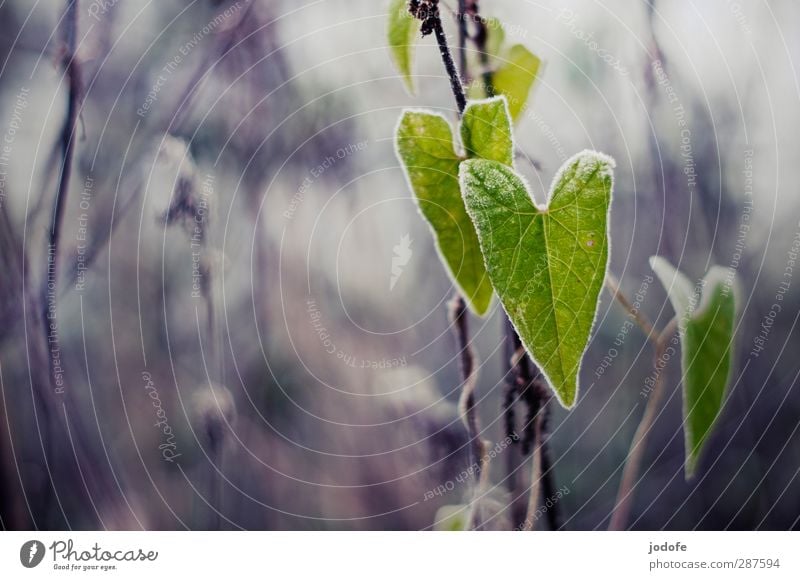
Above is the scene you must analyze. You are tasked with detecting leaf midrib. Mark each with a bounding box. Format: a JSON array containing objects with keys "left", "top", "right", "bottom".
[{"left": 541, "top": 212, "right": 566, "bottom": 386}]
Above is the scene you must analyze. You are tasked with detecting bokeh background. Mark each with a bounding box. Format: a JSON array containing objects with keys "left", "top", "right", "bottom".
[{"left": 0, "top": 0, "right": 799, "bottom": 530}]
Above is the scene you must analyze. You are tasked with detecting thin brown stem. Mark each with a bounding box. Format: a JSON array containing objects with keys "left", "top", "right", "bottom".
[
  {"left": 606, "top": 274, "right": 656, "bottom": 343},
  {"left": 448, "top": 295, "right": 485, "bottom": 477},
  {"left": 458, "top": 0, "right": 559, "bottom": 529},
  {"left": 417, "top": 1, "right": 484, "bottom": 525},
  {"left": 609, "top": 317, "right": 678, "bottom": 530},
  {"left": 448, "top": 294, "right": 487, "bottom": 530},
  {"left": 521, "top": 411, "right": 544, "bottom": 531}
]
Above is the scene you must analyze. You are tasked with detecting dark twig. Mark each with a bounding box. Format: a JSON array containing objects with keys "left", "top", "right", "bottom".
[
  {"left": 411, "top": 0, "right": 467, "bottom": 114},
  {"left": 456, "top": 0, "right": 469, "bottom": 83},
  {"left": 433, "top": 17, "right": 467, "bottom": 114}
]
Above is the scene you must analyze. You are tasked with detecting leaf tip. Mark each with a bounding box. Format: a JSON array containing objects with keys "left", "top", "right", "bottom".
[
  {"left": 469, "top": 297, "right": 492, "bottom": 318},
  {"left": 573, "top": 148, "right": 616, "bottom": 176},
  {"left": 557, "top": 387, "right": 577, "bottom": 409},
  {"left": 684, "top": 457, "right": 698, "bottom": 480},
  {"left": 401, "top": 77, "right": 416, "bottom": 96},
  {"left": 700, "top": 265, "right": 740, "bottom": 316}
]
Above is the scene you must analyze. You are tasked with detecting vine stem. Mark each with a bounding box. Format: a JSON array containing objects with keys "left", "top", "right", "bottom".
[
  {"left": 464, "top": 0, "right": 559, "bottom": 529},
  {"left": 521, "top": 411, "right": 543, "bottom": 531},
  {"left": 606, "top": 274, "right": 656, "bottom": 343},
  {"left": 503, "top": 321, "right": 526, "bottom": 528},
  {"left": 448, "top": 295, "right": 485, "bottom": 478},
  {"left": 609, "top": 317, "right": 678, "bottom": 530},
  {"left": 447, "top": 295, "right": 490, "bottom": 531},
  {"left": 457, "top": 0, "right": 468, "bottom": 83},
  {"left": 423, "top": 1, "right": 467, "bottom": 115},
  {"left": 511, "top": 343, "right": 560, "bottom": 531},
  {"left": 424, "top": 0, "right": 562, "bottom": 530},
  {"left": 414, "top": 0, "right": 485, "bottom": 525}
]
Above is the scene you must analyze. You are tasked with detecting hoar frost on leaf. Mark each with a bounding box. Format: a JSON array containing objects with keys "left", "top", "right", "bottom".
[
  {"left": 394, "top": 97, "right": 515, "bottom": 316},
  {"left": 460, "top": 150, "right": 615, "bottom": 407}
]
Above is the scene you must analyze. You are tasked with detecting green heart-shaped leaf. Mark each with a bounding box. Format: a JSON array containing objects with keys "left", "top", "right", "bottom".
[
  {"left": 650, "top": 257, "right": 738, "bottom": 478},
  {"left": 387, "top": 0, "right": 420, "bottom": 94},
  {"left": 460, "top": 151, "right": 614, "bottom": 407},
  {"left": 395, "top": 98, "right": 513, "bottom": 316}
]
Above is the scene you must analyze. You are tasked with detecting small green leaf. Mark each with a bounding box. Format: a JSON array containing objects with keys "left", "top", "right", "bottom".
[
  {"left": 492, "top": 44, "right": 541, "bottom": 121},
  {"left": 460, "top": 96, "right": 514, "bottom": 165},
  {"left": 433, "top": 504, "right": 468, "bottom": 531},
  {"left": 387, "top": 0, "right": 420, "bottom": 94},
  {"left": 395, "top": 98, "right": 514, "bottom": 316},
  {"left": 460, "top": 151, "right": 614, "bottom": 407},
  {"left": 650, "top": 257, "right": 738, "bottom": 478},
  {"left": 395, "top": 110, "right": 493, "bottom": 315}
]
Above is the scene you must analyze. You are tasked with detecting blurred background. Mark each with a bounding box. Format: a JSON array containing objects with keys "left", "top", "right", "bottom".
[{"left": 0, "top": 0, "right": 798, "bottom": 530}]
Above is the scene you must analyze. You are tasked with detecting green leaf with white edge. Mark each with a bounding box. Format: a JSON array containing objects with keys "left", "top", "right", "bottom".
[
  {"left": 492, "top": 44, "right": 541, "bottom": 121},
  {"left": 460, "top": 96, "right": 514, "bottom": 165},
  {"left": 387, "top": 0, "right": 420, "bottom": 94},
  {"left": 650, "top": 257, "right": 738, "bottom": 478},
  {"left": 395, "top": 98, "right": 514, "bottom": 316},
  {"left": 395, "top": 111, "right": 491, "bottom": 314},
  {"left": 460, "top": 151, "right": 614, "bottom": 407},
  {"left": 433, "top": 504, "right": 468, "bottom": 531}
]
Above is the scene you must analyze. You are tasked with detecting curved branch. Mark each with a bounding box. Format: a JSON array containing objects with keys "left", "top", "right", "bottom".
[{"left": 609, "top": 317, "right": 678, "bottom": 530}]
